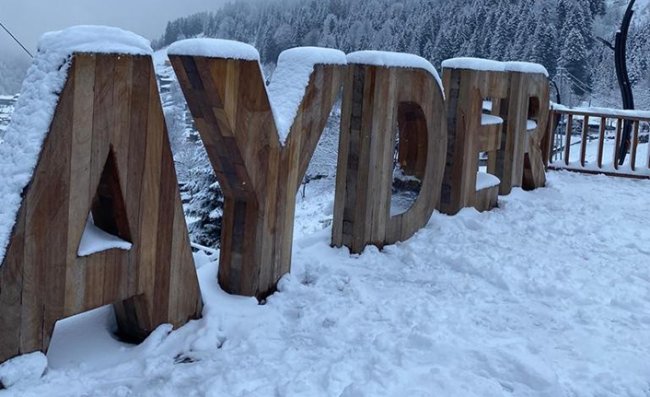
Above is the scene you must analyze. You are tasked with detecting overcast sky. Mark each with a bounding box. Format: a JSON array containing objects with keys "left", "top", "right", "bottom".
[{"left": 0, "top": 0, "right": 224, "bottom": 57}]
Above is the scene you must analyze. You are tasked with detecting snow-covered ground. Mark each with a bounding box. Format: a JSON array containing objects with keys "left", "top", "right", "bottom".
[{"left": 3, "top": 170, "right": 650, "bottom": 396}]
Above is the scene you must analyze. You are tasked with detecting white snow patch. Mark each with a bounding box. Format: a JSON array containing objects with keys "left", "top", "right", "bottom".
[
  {"left": 77, "top": 217, "right": 132, "bottom": 257},
  {"left": 551, "top": 103, "right": 650, "bottom": 119},
  {"left": 7, "top": 172, "right": 650, "bottom": 396},
  {"left": 0, "top": 352, "right": 47, "bottom": 388},
  {"left": 167, "top": 38, "right": 259, "bottom": 61},
  {"left": 267, "top": 47, "right": 346, "bottom": 144},
  {"left": 476, "top": 172, "right": 501, "bottom": 191},
  {"left": 442, "top": 57, "right": 505, "bottom": 72},
  {"left": 442, "top": 58, "right": 548, "bottom": 77},
  {"left": 481, "top": 114, "right": 503, "bottom": 126},
  {"left": 483, "top": 100, "right": 493, "bottom": 112},
  {"left": 347, "top": 50, "right": 443, "bottom": 93},
  {"left": 0, "top": 25, "right": 152, "bottom": 265},
  {"left": 504, "top": 61, "right": 549, "bottom": 77},
  {"left": 527, "top": 119, "right": 538, "bottom": 130}
]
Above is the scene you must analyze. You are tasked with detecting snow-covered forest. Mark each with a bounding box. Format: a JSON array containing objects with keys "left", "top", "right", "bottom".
[{"left": 154, "top": 0, "right": 650, "bottom": 108}]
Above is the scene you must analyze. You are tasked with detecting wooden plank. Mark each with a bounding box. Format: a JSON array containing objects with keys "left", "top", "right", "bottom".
[
  {"left": 22, "top": 61, "right": 75, "bottom": 353},
  {"left": 597, "top": 117, "right": 606, "bottom": 168},
  {"left": 124, "top": 56, "right": 151, "bottom": 298},
  {"left": 0, "top": 212, "right": 25, "bottom": 361},
  {"left": 613, "top": 118, "right": 623, "bottom": 170},
  {"left": 580, "top": 116, "right": 589, "bottom": 167},
  {"left": 474, "top": 185, "right": 499, "bottom": 212},
  {"left": 64, "top": 55, "right": 95, "bottom": 316},
  {"left": 630, "top": 120, "right": 640, "bottom": 171},
  {"left": 564, "top": 114, "right": 573, "bottom": 166},
  {"left": 542, "top": 109, "right": 556, "bottom": 166}
]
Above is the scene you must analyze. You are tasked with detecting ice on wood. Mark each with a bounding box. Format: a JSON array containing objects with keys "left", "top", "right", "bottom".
[
  {"left": 0, "top": 25, "right": 152, "bottom": 265},
  {"left": 77, "top": 217, "right": 133, "bottom": 257},
  {"left": 267, "top": 47, "right": 346, "bottom": 144},
  {"left": 347, "top": 50, "right": 443, "bottom": 92},
  {"left": 476, "top": 172, "right": 501, "bottom": 191},
  {"left": 167, "top": 38, "right": 260, "bottom": 61}
]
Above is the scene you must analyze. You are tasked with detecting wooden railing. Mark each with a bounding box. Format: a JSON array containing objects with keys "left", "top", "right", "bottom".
[{"left": 546, "top": 104, "right": 650, "bottom": 179}]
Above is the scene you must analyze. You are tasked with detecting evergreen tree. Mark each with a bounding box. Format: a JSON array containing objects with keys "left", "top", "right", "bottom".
[{"left": 559, "top": 27, "right": 592, "bottom": 95}]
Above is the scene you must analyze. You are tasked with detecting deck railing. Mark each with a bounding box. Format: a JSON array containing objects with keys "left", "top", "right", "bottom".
[{"left": 546, "top": 104, "right": 650, "bottom": 179}]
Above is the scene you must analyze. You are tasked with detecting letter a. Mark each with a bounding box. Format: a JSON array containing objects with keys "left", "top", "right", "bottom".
[{"left": 0, "top": 27, "right": 202, "bottom": 364}]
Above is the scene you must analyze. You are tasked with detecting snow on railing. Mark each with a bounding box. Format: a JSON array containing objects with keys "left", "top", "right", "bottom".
[{"left": 547, "top": 104, "right": 650, "bottom": 179}]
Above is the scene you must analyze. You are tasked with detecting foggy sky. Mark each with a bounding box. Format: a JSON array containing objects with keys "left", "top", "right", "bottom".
[{"left": 0, "top": 0, "right": 224, "bottom": 58}]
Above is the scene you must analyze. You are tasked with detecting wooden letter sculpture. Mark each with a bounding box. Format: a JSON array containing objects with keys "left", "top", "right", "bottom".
[
  {"left": 439, "top": 59, "right": 508, "bottom": 215},
  {"left": 332, "top": 51, "right": 447, "bottom": 254},
  {"left": 440, "top": 58, "right": 551, "bottom": 215},
  {"left": 514, "top": 71, "right": 550, "bottom": 190},
  {"left": 169, "top": 39, "right": 346, "bottom": 298},
  {"left": 0, "top": 28, "right": 202, "bottom": 364},
  {"left": 488, "top": 63, "right": 550, "bottom": 194}
]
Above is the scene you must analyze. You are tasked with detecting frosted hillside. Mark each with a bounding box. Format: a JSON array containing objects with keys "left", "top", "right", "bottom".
[{"left": 3, "top": 171, "right": 650, "bottom": 397}]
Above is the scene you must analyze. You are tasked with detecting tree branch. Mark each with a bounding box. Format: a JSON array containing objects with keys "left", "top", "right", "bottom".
[{"left": 596, "top": 36, "right": 615, "bottom": 51}]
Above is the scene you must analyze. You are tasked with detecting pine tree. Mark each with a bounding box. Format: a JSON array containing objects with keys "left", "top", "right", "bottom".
[
  {"left": 559, "top": 27, "right": 592, "bottom": 95},
  {"left": 184, "top": 162, "right": 224, "bottom": 249}
]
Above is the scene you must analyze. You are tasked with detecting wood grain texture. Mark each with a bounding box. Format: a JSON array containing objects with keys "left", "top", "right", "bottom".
[
  {"left": 169, "top": 54, "right": 344, "bottom": 299},
  {"left": 519, "top": 72, "right": 550, "bottom": 191},
  {"left": 440, "top": 68, "right": 506, "bottom": 215},
  {"left": 0, "top": 53, "right": 202, "bottom": 364},
  {"left": 332, "top": 64, "right": 447, "bottom": 254}
]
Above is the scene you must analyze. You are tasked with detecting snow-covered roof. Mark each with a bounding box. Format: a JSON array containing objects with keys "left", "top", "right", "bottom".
[
  {"left": 442, "top": 57, "right": 549, "bottom": 77},
  {"left": 167, "top": 38, "right": 260, "bottom": 61},
  {"left": 347, "top": 50, "right": 443, "bottom": 93},
  {"left": 0, "top": 25, "right": 153, "bottom": 264},
  {"left": 268, "top": 47, "right": 346, "bottom": 144}
]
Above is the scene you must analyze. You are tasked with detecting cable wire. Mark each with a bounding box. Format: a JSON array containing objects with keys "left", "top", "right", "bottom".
[{"left": 0, "top": 20, "right": 33, "bottom": 58}]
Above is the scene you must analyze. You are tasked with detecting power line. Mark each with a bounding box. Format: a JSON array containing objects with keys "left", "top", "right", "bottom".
[{"left": 0, "top": 20, "right": 33, "bottom": 58}]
